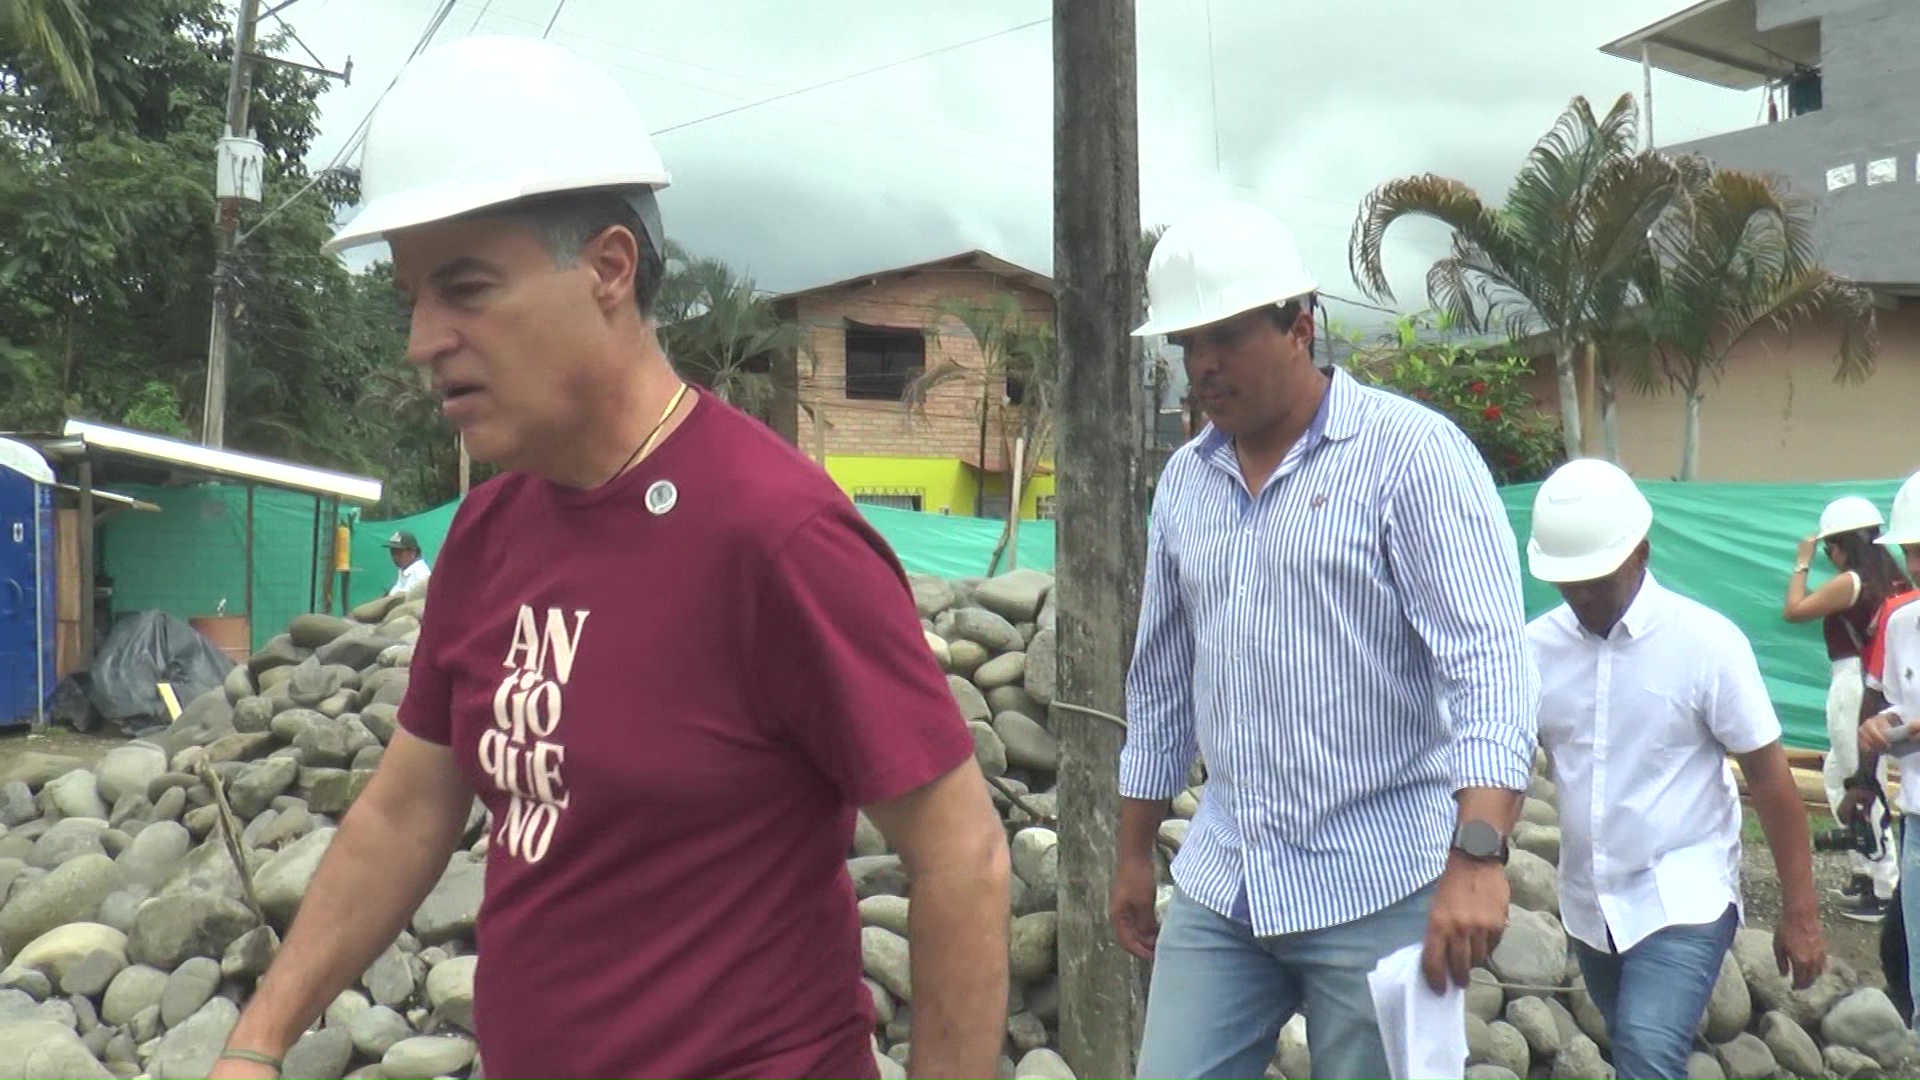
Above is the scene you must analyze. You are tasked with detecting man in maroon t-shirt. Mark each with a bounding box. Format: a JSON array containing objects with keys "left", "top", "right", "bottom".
[{"left": 212, "top": 36, "right": 1010, "bottom": 1080}]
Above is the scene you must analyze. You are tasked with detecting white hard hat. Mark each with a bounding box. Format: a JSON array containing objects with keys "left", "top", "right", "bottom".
[
  {"left": 325, "top": 36, "right": 672, "bottom": 255},
  {"left": 1133, "top": 202, "right": 1319, "bottom": 338},
  {"left": 1527, "top": 458, "right": 1654, "bottom": 584},
  {"left": 1816, "top": 495, "right": 1884, "bottom": 540},
  {"left": 1879, "top": 472, "right": 1920, "bottom": 548}
]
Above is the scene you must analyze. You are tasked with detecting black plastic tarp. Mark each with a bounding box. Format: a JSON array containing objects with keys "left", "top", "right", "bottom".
[{"left": 85, "top": 610, "right": 236, "bottom": 728}]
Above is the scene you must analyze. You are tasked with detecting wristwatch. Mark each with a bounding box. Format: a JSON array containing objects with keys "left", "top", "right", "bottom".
[{"left": 1451, "top": 820, "right": 1509, "bottom": 865}]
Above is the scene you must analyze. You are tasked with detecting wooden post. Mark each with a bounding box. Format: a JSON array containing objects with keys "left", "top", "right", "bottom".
[
  {"left": 1053, "top": 0, "right": 1149, "bottom": 1075},
  {"left": 457, "top": 434, "right": 471, "bottom": 495},
  {"left": 1006, "top": 435, "right": 1026, "bottom": 571},
  {"left": 77, "top": 459, "right": 94, "bottom": 670},
  {"left": 243, "top": 485, "right": 255, "bottom": 652}
]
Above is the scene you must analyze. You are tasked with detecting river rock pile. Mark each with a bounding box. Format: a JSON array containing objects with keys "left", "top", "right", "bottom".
[{"left": 0, "top": 565, "right": 1912, "bottom": 1079}]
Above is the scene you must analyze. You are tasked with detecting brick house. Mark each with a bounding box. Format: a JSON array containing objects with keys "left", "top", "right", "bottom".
[{"left": 765, "top": 250, "right": 1061, "bottom": 519}]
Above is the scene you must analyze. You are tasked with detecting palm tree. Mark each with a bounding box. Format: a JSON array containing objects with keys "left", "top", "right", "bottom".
[
  {"left": 655, "top": 244, "right": 806, "bottom": 425},
  {"left": 906, "top": 292, "right": 1056, "bottom": 572},
  {"left": 1628, "top": 165, "right": 1877, "bottom": 480},
  {"left": 1350, "top": 94, "right": 1686, "bottom": 461},
  {"left": 0, "top": 0, "right": 97, "bottom": 111}
]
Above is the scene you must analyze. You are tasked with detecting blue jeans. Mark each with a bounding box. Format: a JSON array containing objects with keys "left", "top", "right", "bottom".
[
  {"left": 1136, "top": 882, "right": 1436, "bottom": 1079},
  {"left": 1903, "top": 821, "right": 1920, "bottom": 1033},
  {"left": 1573, "top": 904, "right": 1738, "bottom": 1079}
]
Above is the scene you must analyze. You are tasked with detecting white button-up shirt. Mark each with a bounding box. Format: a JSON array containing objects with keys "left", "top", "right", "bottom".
[{"left": 1528, "top": 573, "right": 1780, "bottom": 953}]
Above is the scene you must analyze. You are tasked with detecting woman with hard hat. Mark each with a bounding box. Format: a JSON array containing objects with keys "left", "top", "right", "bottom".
[{"left": 1784, "top": 495, "right": 1911, "bottom": 920}]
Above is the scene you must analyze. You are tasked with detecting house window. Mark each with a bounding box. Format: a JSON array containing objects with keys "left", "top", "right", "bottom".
[
  {"left": 1033, "top": 495, "right": 1055, "bottom": 521},
  {"left": 845, "top": 326, "right": 925, "bottom": 401},
  {"left": 852, "top": 488, "right": 924, "bottom": 512}
]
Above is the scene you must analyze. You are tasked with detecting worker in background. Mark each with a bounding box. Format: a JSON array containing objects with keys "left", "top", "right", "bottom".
[
  {"left": 209, "top": 36, "right": 1008, "bottom": 1080},
  {"left": 1782, "top": 496, "right": 1909, "bottom": 920},
  {"left": 1527, "top": 458, "right": 1826, "bottom": 1080},
  {"left": 1857, "top": 471, "right": 1920, "bottom": 1032},
  {"left": 382, "top": 530, "right": 432, "bottom": 598},
  {"left": 1112, "top": 201, "right": 1539, "bottom": 1079}
]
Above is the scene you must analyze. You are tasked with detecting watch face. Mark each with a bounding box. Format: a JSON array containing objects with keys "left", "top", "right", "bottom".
[{"left": 1457, "top": 820, "right": 1500, "bottom": 858}]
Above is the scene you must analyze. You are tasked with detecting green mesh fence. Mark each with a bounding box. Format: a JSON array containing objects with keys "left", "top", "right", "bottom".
[
  {"left": 100, "top": 483, "right": 346, "bottom": 653},
  {"left": 101, "top": 475, "right": 1907, "bottom": 751}
]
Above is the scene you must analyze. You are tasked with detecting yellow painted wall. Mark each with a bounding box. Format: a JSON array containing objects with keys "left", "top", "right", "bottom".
[
  {"left": 825, "top": 456, "right": 1055, "bottom": 519},
  {"left": 979, "top": 470, "right": 1057, "bottom": 519}
]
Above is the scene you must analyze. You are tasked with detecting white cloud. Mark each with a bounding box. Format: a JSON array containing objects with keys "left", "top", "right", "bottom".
[{"left": 284, "top": 0, "right": 1763, "bottom": 322}]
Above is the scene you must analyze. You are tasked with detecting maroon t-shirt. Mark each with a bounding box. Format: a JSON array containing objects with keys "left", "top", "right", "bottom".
[{"left": 398, "top": 390, "right": 974, "bottom": 1079}]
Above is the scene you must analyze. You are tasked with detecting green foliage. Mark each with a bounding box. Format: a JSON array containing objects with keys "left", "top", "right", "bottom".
[
  {"left": 1350, "top": 94, "right": 1690, "bottom": 460},
  {"left": 1349, "top": 313, "right": 1565, "bottom": 485},
  {"left": 656, "top": 241, "right": 807, "bottom": 425},
  {"left": 0, "top": 0, "right": 96, "bottom": 112},
  {"left": 0, "top": 0, "right": 452, "bottom": 516},
  {"left": 1624, "top": 163, "right": 1878, "bottom": 480},
  {"left": 0, "top": 0, "right": 838, "bottom": 519}
]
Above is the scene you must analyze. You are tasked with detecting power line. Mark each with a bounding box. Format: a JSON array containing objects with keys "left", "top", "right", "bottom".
[
  {"left": 540, "top": 0, "right": 566, "bottom": 39},
  {"left": 653, "top": 16, "right": 1051, "bottom": 135},
  {"left": 237, "top": 0, "right": 458, "bottom": 245}
]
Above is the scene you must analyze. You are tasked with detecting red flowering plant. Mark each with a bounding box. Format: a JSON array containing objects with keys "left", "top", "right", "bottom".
[{"left": 1344, "top": 312, "right": 1563, "bottom": 485}]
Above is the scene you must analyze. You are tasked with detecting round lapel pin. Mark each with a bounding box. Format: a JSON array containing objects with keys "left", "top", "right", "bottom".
[{"left": 645, "top": 480, "right": 678, "bottom": 516}]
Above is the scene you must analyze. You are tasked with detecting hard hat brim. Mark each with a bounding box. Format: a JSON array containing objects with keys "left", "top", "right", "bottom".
[
  {"left": 1130, "top": 282, "right": 1319, "bottom": 339},
  {"left": 1526, "top": 538, "right": 1641, "bottom": 585},
  {"left": 324, "top": 172, "right": 672, "bottom": 255},
  {"left": 1817, "top": 519, "right": 1881, "bottom": 540}
]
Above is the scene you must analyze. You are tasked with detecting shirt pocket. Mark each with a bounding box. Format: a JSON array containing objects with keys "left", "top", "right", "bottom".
[{"left": 1637, "top": 682, "right": 1708, "bottom": 760}]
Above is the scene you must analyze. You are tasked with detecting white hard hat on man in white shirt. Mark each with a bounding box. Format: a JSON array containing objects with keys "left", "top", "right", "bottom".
[
  {"left": 1527, "top": 458, "right": 1653, "bottom": 585},
  {"left": 1878, "top": 471, "right": 1920, "bottom": 551}
]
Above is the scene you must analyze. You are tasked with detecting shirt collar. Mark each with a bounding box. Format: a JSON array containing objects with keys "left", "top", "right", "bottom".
[
  {"left": 1568, "top": 570, "right": 1664, "bottom": 641},
  {"left": 1195, "top": 365, "right": 1364, "bottom": 458}
]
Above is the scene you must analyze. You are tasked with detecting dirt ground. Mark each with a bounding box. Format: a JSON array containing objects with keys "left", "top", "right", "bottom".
[
  {"left": 0, "top": 725, "right": 124, "bottom": 768},
  {"left": 1742, "top": 805, "right": 1891, "bottom": 987}
]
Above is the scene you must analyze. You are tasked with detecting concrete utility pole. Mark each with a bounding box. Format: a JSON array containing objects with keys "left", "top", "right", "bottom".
[
  {"left": 202, "top": 0, "right": 264, "bottom": 449},
  {"left": 1051, "top": 0, "right": 1148, "bottom": 1076}
]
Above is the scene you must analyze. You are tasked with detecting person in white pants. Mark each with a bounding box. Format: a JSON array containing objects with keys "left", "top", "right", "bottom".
[{"left": 1784, "top": 495, "right": 1910, "bottom": 919}]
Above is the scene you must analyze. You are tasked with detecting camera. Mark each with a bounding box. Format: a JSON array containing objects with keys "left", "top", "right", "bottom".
[{"left": 1813, "top": 816, "right": 1881, "bottom": 856}]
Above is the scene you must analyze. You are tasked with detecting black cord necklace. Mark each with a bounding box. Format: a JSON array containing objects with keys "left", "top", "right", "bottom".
[{"left": 605, "top": 382, "right": 690, "bottom": 487}]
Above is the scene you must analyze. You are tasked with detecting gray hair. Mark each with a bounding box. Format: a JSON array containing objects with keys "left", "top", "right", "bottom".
[{"left": 492, "top": 187, "right": 667, "bottom": 319}]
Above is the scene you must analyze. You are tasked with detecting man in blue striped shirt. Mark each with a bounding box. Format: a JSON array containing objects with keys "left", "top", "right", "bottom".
[{"left": 1112, "top": 202, "right": 1540, "bottom": 1079}]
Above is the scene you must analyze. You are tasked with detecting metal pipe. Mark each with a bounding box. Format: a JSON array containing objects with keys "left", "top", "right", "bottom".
[{"left": 1641, "top": 42, "right": 1655, "bottom": 150}]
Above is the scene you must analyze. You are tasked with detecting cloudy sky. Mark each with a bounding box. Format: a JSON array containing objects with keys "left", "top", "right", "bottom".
[{"left": 280, "top": 0, "right": 1765, "bottom": 329}]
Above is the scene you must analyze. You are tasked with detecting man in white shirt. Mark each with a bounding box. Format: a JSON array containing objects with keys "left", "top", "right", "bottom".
[
  {"left": 1526, "top": 459, "right": 1826, "bottom": 1079},
  {"left": 383, "top": 529, "right": 432, "bottom": 597},
  {"left": 1857, "top": 469, "right": 1920, "bottom": 1032}
]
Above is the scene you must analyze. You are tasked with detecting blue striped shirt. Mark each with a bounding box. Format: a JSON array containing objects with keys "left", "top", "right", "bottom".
[{"left": 1119, "top": 366, "right": 1539, "bottom": 936}]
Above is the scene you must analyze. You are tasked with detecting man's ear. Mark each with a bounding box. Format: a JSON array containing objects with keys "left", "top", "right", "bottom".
[
  {"left": 583, "top": 224, "right": 640, "bottom": 314},
  {"left": 1291, "top": 305, "right": 1317, "bottom": 350}
]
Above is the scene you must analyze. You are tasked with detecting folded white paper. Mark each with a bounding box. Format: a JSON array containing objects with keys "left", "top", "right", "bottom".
[{"left": 1366, "top": 943, "right": 1467, "bottom": 1080}]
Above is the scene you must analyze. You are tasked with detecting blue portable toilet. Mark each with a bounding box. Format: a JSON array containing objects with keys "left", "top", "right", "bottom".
[{"left": 0, "top": 439, "right": 55, "bottom": 727}]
